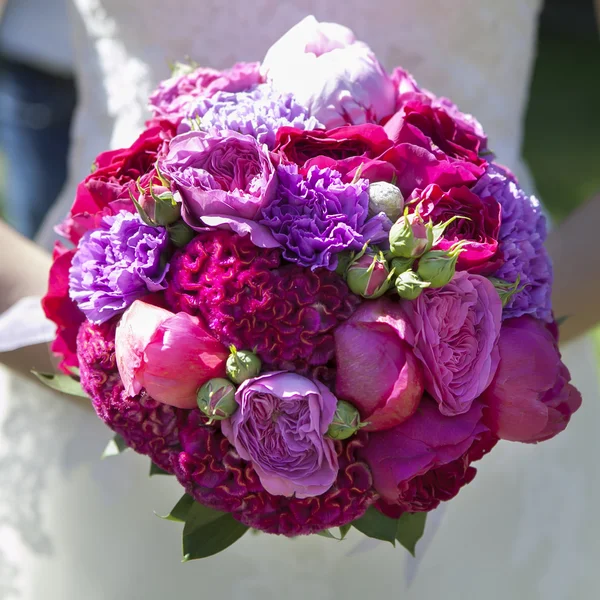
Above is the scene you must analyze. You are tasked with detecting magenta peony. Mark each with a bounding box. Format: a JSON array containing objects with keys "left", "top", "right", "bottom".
[
  {"left": 481, "top": 316, "right": 582, "bottom": 443},
  {"left": 359, "top": 397, "right": 492, "bottom": 511},
  {"left": 401, "top": 271, "right": 502, "bottom": 416},
  {"left": 221, "top": 372, "right": 339, "bottom": 498},
  {"left": 334, "top": 299, "right": 424, "bottom": 431},
  {"left": 262, "top": 16, "right": 396, "bottom": 128},
  {"left": 115, "top": 300, "right": 228, "bottom": 408}
]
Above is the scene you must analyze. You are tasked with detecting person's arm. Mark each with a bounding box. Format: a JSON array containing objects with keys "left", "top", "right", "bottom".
[
  {"left": 546, "top": 193, "right": 600, "bottom": 344},
  {"left": 0, "top": 220, "right": 56, "bottom": 377}
]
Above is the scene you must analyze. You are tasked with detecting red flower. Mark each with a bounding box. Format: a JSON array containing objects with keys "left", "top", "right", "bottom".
[
  {"left": 411, "top": 183, "right": 503, "bottom": 274},
  {"left": 59, "top": 123, "right": 175, "bottom": 244},
  {"left": 41, "top": 242, "right": 84, "bottom": 372}
]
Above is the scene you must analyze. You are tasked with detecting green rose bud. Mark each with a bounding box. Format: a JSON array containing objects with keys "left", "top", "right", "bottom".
[
  {"left": 327, "top": 400, "right": 363, "bottom": 440},
  {"left": 395, "top": 270, "right": 431, "bottom": 300},
  {"left": 389, "top": 210, "right": 433, "bottom": 258},
  {"left": 167, "top": 221, "right": 196, "bottom": 248},
  {"left": 489, "top": 275, "right": 524, "bottom": 307},
  {"left": 417, "top": 242, "right": 467, "bottom": 289},
  {"left": 225, "top": 346, "right": 262, "bottom": 384},
  {"left": 368, "top": 181, "right": 404, "bottom": 221},
  {"left": 346, "top": 249, "right": 394, "bottom": 299},
  {"left": 196, "top": 378, "right": 238, "bottom": 422}
]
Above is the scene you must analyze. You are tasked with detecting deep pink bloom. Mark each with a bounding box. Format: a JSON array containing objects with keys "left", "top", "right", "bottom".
[
  {"left": 402, "top": 272, "right": 502, "bottom": 416},
  {"left": 221, "top": 372, "right": 339, "bottom": 498},
  {"left": 334, "top": 299, "right": 424, "bottom": 431},
  {"left": 482, "top": 316, "right": 582, "bottom": 443},
  {"left": 411, "top": 183, "right": 503, "bottom": 274},
  {"left": 115, "top": 300, "right": 228, "bottom": 409},
  {"left": 359, "top": 397, "right": 493, "bottom": 511},
  {"left": 41, "top": 242, "right": 84, "bottom": 372}
]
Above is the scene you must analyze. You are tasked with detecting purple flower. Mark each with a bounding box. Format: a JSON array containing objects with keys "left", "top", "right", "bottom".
[
  {"left": 181, "top": 84, "right": 322, "bottom": 149},
  {"left": 221, "top": 371, "right": 339, "bottom": 498},
  {"left": 260, "top": 164, "right": 389, "bottom": 269},
  {"left": 401, "top": 272, "right": 502, "bottom": 416},
  {"left": 472, "top": 164, "right": 553, "bottom": 322},
  {"left": 69, "top": 211, "right": 169, "bottom": 323},
  {"left": 160, "top": 131, "right": 278, "bottom": 247}
]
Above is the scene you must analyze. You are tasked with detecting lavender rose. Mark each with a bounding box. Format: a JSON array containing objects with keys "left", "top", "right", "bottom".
[
  {"left": 69, "top": 211, "right": 169, "bottom": 323},
  {"left": 181, "top": 84, "right": 322, "bottom": 149},
  {"left": 160, "top": 131, "right": 278, "bottom": 247},
  {"left": 221, "top": 371, "right": 339, "bottom": 498},
  {"left": 260, "top": 164, "right": 390, "bottom": 270},
  {"left": 401, "top": 271, "right": 502, "bottom": 416}
]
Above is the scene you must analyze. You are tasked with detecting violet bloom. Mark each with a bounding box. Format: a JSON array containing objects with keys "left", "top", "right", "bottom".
[
  {"left": 69, "top": 211, "right": 169, "bottom": 323},
  {"left": 221, "top": 371, "right": 339, "bottom": 498},
  {"left": 261, "top": 164, "right": 389, "bottom": 270},
  {"left": 472, "top": 164, "right": 552, "bottom": 321},
  {"left": 160, "top": 131, "right": 278, "bottom": 247},
  {"left": 182, "top": 84, "right": 322, "bottom": 149}
]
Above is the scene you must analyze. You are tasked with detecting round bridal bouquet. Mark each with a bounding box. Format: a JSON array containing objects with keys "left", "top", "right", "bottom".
[{"left": 40, "top": 17, "right": 581, "bottom": 560}]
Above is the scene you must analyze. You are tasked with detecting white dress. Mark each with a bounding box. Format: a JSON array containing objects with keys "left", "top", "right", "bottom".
[{"left": 1, "top": 1, "right": 599, "bottom": 598}]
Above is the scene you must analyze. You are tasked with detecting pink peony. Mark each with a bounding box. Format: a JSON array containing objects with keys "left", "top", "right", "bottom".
[
  {"left": 115, "top": 300, "right": 228, "bottom": 409},
  {"left": 334, "top": 299, "right": 424, "bottom": 431},
  {"left": 359, "top": 397, "right": 493, "bottom": 510},
  {"left": 221, "top": 372, "right": 339, "bottom": 498},
  {"left": 402, "top": 272, "right": 502, "bottom": 416},
  {"left": 482, "top": 317, "right": 582, "bottom": 443},
  {"left": 262, "top": 16, "right": 396, "bottom": 128}
]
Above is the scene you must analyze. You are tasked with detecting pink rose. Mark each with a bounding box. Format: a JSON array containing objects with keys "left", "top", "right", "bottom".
[
  {"left": 262, "top": 16, "right": 396, "bottom": 128},
  {"left": 115, "top": 300, "right": 228, "bottom": 409},
  {"left": 481, "top": 317, "right": 582, "bottom": 443},
  {"left": 411, "top": 183, "right": 503, "bottom": 274},
  {"left": 221, "top": 371, "right": 339, "bottom": 498},
  {"left": 334, "top": 299, "right": 424, "bottom": 431},
  {"left": 402, "top": 272, "right": 502, "bottom": 416},
  {"left": 359, "top": 397, "right": 494, "bottom": 512}
]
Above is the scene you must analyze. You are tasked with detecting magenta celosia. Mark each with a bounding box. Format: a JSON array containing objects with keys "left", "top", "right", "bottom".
[
  {"left": 174, "top": 409, "right": 376, "bottom": 535},
  {"left": 165, "top": 230, "right": 360, "bottom": 374}
]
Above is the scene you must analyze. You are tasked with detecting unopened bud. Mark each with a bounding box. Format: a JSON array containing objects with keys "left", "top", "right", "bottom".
[
  {"left": 395, "top": 270, "right": 431, "bottom": 300},
  {"left": 346, "top": 250, "right": 394, "bottom": 299},
  {"left": 389, "top": 210, "right": 433, "bottom": 258},
  {"left": 417, "top": 242, "right": 467, "bottom": 288},
  {"left": 197, "top": 378, "right": 238, "bottom": 421},
  {"left": 327, "top": 400, "right": 363, "bottom": 440},
  {"left": 368, "top": 181, "right": 404, "bottom": 221},
  {"left": 225, "top": 347, "right": 262, "bottom": 385}
]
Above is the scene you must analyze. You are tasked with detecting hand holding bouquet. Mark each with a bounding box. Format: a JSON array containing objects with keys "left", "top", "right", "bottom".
[{"left": 41, "top": 16, "right": 581, "bottom": 560}]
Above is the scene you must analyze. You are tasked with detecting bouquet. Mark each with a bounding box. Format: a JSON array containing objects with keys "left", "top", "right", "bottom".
[{"left": 40, "top": 16, "right": 582, "bottom": 560}]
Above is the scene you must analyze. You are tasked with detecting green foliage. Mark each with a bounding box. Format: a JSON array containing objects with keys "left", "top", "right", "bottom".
[{"left": 32, "top": 371, "right": 88, "bottom": 398}]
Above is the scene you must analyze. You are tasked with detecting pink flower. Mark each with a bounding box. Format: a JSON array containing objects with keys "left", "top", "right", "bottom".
[
  {"left": 359, "top": 397, "right": 492, "bottom": 510},
  {"left": 481, "top": 317, "right": 582, "bottom": 443},
  {"left": 402, "top": 272, "right": 502, "bottom": 416},
  {"left": 334, "top": 299, "right": 424, "bottom": 431},
  {"left": 411, "top": 183, "right": 503, "bottom": 274},
  {"left": 221, "top": 371, "right": 339, "bottom": 498},
  {"left": 262, "top": 16, "right": 396, "bottom": 128},
  {"left": 115, "top": 300, "right": 228, "bottom": 409}
]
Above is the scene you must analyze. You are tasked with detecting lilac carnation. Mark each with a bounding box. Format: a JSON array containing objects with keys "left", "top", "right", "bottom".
[
  {"left": 182, "top": 84, "right": 322, "bottom": 149},
  {"left": 260, "top": 164, "right": 388, "bottom": 269},
  {"left": 472, "top": 164, "right": 552, "bottom": 322},
  {"left": 69, "top": 211, "right": 169, "bottom": 323}
]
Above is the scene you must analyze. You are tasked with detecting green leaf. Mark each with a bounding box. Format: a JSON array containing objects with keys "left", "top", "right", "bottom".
[
  {"left": 316, "top": 529, "right": 339, "bottom": 540},
  {"left": 556, "top": 315, "right": 570, "bottom": 327},
  {"left": 339, "top": 523, "right": 351, "bottom": 540},
  {"left": 395, "top": 512, "right": 427, "bottom": 557},
  {"left": 66, "top": 365, "right": 80, "bottom": 378},
  {"left": 157, "top": 493, "right": 195, "bottom": 523},
  {"left": 351, "top": 506, "right": 398, "bottom": 545},
  {"left": 101, "top": 434, "right": 128, "bottom": 459},
  {"left": 149, "top": 462, "right": 171, "bottom": 477},
  {"left": 32, "top": 371, "right": 88, "bottom": 398},
  {"left": 182, "top": 502, "right": 248, "bottom": 561}
]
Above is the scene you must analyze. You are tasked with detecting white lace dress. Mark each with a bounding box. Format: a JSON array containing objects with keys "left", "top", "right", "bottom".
[{"left": 1, "top": 1, "right": 599, "bottom": 599}]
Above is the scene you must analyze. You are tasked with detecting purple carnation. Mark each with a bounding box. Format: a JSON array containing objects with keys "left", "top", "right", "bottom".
[
  {"left": 472, "top": 164, "right": 552, "bottom": 322},
  {"left": 260, "top": 164, "right": 388, "bottom": 269},
  {"left": 69, "top": 211, "right": 169, "bottom": 323},
  {"left": 182, "top": 84, "right": 322, "bottom": 149}
]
